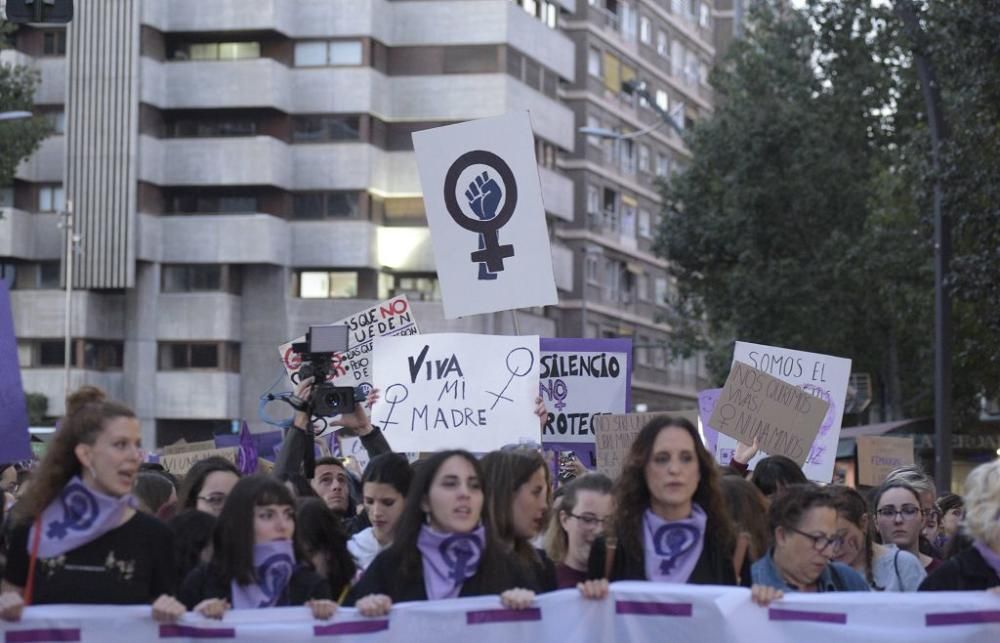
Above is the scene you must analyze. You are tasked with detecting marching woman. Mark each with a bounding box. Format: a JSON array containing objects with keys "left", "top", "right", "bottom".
[
  {"left": 543, "top": 473, "right": 614, "bottom": 589},
  {"left": 0, "top": 387, "right": 183, "bottom": 622},
  {"left": 586, "top": 416, "right": 751, "bottom": 591},
  {"left": 179, "top": 475, "right": 336, "bottom": 619},
  {"left": 348, "top": 453, "right": 413, "bottom": 572},
  {"left": 177, "top": 457, "right": 241, "bottom": 518},
  {"left": 297, "top": 498, "right": 357, "bottom": 603},
  {"left": 872, "top": 479, "right": 943, "bottom": 574},
  {"left": 346, "top": 450, "right": 537, "bottom": 616}
]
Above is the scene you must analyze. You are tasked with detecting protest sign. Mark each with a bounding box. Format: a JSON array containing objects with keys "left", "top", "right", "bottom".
[
  {"left": 278, "top": 295, "right": 419, "bottom": 429},
  {"left": 372, "top": 333, "right": 540, "bottom": 452},
  {"left": 412, "top": 112, "right": 558, "bottom": 318},
  {"left": 856, "top": 436, "right": 915, "bottom": 487},
  {"left": 714, "top": 342, "right": 851, "bottom": 482},
  {"left": 159, "top": 439, "right": 219, "bottom": 456},
  {"left": 0, "top": 280, "right": 32, "bottom": 463},
  {"left": 709, "top": 361, "right": 829, "bottom": 467},
  {"left": 160, "top": 446, "right": 238, "bottom": 476},
  {"left": 539, "top": 338, "right": 631, "bottom": 467},
  {"left": 595, "top": 411, "right": 699, "bottom": 479}
]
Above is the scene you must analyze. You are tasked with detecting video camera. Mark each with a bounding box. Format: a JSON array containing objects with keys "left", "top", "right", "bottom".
[{"left": 291, "top": 325, "right": 356, "bottom": 418}]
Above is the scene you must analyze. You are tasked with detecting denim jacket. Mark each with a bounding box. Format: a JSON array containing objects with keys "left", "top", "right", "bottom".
[{"left": 751, "top": 550, "right": 871, "bottom": 592}]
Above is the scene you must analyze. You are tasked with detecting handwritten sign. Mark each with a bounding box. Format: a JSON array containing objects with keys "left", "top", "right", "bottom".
[
  {"left": 278, "top": 296, "right": 420, "bottom": 429},
  {"left": 714, "top": 341, "right": 852, "bottom": 483},
  {"left": 539, "top": 338, "right": 631, "bottom": 467},
  {"left": 709, "top": 361, "right": 830, "bottom": 467},
  {"left": 160, "top": 446, "right": 238, "bottom": 476},
  {"left": 856, "top": 436, "right": 915, "bottom": 487},
  {"left": 412, "top": 112, "right": 558, "bottom": 318},
  {"left": 595, "top": 411, "right": 699, "bottom": 479},
  {"left": 372, "top": 333, "right": 540, "bottom": 452}
]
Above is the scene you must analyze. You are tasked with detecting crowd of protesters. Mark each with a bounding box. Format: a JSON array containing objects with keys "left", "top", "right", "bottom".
[{"left": 0, "top": 384, "right": 996, "bottom": 625}]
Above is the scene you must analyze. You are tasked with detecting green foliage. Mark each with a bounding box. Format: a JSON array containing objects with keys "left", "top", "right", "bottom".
[
  {"left": 25, "top": 392, "right": 50, "bottom": 426},
  {"left": 0, "top": 20, "right": 53, "bottom": 188}
]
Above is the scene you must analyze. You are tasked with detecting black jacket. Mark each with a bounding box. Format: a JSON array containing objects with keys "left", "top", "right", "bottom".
[
  {"left": 179, "top": 562, "right": 332, "bottom": 609},
  {"left": 919, "top": 546, "right": 1000, "bottom": 591},
  {"left": 273, "top": 425, "right": 392, "bottom": 481}
]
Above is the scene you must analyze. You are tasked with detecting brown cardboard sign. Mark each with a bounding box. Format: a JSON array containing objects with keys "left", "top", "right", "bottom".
[
  {"left": 856, "top": 436, "right": 914, "bottom": 487},
  {"left": 161, "top": 446, "right": 238, "bottom": 476},
  {"left": 708, "top": 361, "right": 829, "bottom": 467},
  {"left": 595, "top": 410, "right": 699, "bottom": 479}
]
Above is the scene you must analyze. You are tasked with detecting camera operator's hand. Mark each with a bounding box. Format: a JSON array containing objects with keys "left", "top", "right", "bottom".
[
  {"left": 334, "top": 388, "right": 379, "bottom": 437},
  {"left": 292, "top": 376, "right": 315, "bottom": 433}
]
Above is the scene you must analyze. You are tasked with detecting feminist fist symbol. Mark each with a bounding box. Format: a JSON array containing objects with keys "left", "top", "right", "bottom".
[{"left": 465, "top": 172, "right": 503, "bottom": 281}]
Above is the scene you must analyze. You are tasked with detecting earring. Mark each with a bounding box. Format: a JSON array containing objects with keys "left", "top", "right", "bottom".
[{"left": 87, "top": 464, "right": 97, "bottom": 480}]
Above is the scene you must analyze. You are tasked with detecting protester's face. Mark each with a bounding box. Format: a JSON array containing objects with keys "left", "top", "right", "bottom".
[
  {"left": 776, "top": 506, "right": 840, "bottom": 585},
  {"left": 644, "top": 427, "right": 700, "bottom": 513},
  {"left": 511, "top": 466, "right": 549, "bottom": 539},
  {"left": 941, "top": 506, "right": 964, "bottom": 537},
  {"left": 422, "top": 455, "right": 483, "bottom": 533},
  {"left": 363, "top": 482, "right": 405, "bottom": 545},
  {"left": 0, "top": 468, "right": 17, "bottom": 494},
  {"left": 832, "top": 515, "right": 866, "bottom": 568},
  {"left": 919, "top": 490, "right": 937, "bottom": 529},
  {"left": 560, "top": 490, "right": 613, "bottom": 567},
  {"left": 253, "top": 503, "right": 295, "bottom": 544},
  {"left": 875, "top": 488, "right": 924, "bottom": 551},
  {"left": 197, "top": 470, "right": 239, "bottom": 517},
  {"left": 75, "top": 416, "right": 142, "bottom": 497},
  {"left": 312, "top": 463, "right": 350, "bottom": 514}
]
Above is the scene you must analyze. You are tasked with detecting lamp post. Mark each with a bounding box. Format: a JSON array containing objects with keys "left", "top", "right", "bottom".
[{"left": 58, "top": 200, "right": 79, "bottom": 402}]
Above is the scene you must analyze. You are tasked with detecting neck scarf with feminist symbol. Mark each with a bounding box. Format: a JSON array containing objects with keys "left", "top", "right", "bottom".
[
  {"left": 231, "top": 540, "right": 297, "bottom": 609},
  {"left": 417, "top": 524, "right": 486, "bottom": 600},
  {"left": 642, "top": 503, "right": 707, "bottom": 584},
  {"left": 29, "top": 476, "right": 134, "bottom": 558}
]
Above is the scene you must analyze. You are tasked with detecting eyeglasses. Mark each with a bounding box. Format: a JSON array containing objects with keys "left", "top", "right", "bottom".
[
  {"left": 566, "top": 512, "right": 608, "bottom": 528},
  {"left": 197, "top": 493, "right": 227, "bottom": 508},
  {"left": 875, "top": 505, "right": 923, "bottom": 521},
  {"left": 786, "top": 526, "right": 844, "bottom": 552}
]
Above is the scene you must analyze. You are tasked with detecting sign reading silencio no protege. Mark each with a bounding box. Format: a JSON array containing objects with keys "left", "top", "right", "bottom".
[{"left": 709, "top": 361, "right": 830, "bottom": 467}]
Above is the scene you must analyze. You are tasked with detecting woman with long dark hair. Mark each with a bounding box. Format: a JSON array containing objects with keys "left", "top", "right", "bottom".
[
  {"left": 177, "top": 457, "right": 240, "bottom": 518},
  {"left": 297, "top": 498, "right": 357, "bottom": 602},
  {"left": 179, "top": 475, "right": 336, "bottom": 620},
  {"left": 346, "top": 450, "right": 536, "bottom": 616},
  {"left": 348, "top": 453, "right": 413, "bottom": 572}
]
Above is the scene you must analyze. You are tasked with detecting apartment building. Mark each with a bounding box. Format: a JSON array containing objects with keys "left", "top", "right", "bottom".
[{"left": 1, "top": 0, "right": 709, "bottom": 447}]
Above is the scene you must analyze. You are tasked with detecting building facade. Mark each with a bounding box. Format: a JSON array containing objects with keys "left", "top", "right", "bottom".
[{"left": 1, "top": 0, "right": 710, "bottom": 448}]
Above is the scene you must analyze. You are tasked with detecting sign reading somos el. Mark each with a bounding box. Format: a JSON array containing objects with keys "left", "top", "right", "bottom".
[{"left": 372, "top": 333, "right": 541, "bottom": 452}]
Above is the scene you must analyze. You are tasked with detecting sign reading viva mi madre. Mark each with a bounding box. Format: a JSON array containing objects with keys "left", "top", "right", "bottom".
[
  {"left": 372, "top": 333, "right": 541, "bottom": 452},
  {"left": 539, "top": 338, "right": 631, "bottom": 466},
  {"left": 412, "top": 112, "right": 558, "bottom": 319}
]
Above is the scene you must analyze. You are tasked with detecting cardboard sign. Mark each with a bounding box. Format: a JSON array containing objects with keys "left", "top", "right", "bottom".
[
  {"left": 160, "top": 446, "right": 238, "bottom": 476},
  {"left": 539, "top": 338, "right": 632, "bottom": 467},
  {"left": 709, "top": 361, "right": 829, "bottom": 467},
  {"left": 594, "top": 411, "right": 699, "bottom": 479},
  {"left": 372, "top": 333, "right": 541, "bottom": 452},
  {"left": 714, "top": 341, "right": 852, "bottom": 482},
  {"left": 159, "top": 439, "right": 218, "bottom": 456},
  {"left": 856, "top": 435, "right": 915, "bottom": 487},
  {"left": 412, "top": 112, "right": 558, "bottom": 318},
  {"left": 278, "top": 296, "right": 420, "bottom": 429},
  {"left": 0, "top": 280, "right": 32, "bottom": 463}
]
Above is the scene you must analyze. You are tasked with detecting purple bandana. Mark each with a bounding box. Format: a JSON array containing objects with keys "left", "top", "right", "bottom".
[
  {"left": 417, "top": 524, "right": 485, "bottom": 600},
  {"left": 30, "top": 476, "right": 133, "bottom": 559},
  {"left": 231, "top": 540, "right": 296, "bottom": 609},
  {"left": 972, "top": 540, "right": 1000, "bottom": 580},
  {"left": 642, "top": 504, "right": 707, "bottom": 583}
]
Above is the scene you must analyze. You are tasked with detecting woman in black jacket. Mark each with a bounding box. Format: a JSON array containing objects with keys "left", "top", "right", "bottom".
[
  {"left": 587, "top": 416, "right": 751, "bottom": 587},
  {"left": 347, "top": 450, "right": 536, "bottom": 615}
]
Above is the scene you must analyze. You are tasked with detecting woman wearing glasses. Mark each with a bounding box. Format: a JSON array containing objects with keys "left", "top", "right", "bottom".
[
  {"left": 750, "top": 484, "right": 869, "bottom": 605},
  {"left": 543, "top": 474, "right": 613, "bottom": 589},
  {"left": 177, "top": 457, "right": 241, "bottom": 518},
  {"left": 873, "top": 479, "right": 943, "bottom": 574}
]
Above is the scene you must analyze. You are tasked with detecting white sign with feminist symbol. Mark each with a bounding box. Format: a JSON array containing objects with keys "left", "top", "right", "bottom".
[{"left": 412, "top": 111, "right": 558, "bottom": 319}]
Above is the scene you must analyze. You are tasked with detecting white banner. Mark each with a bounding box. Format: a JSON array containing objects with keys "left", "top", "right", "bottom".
[
  {"left": 3, "top": 584, "right": 996, "bottom": 642},
  {"left": 713, "top": 341, "right": 851, "bottom": 483},
  {"left": 372, "top": 333, "right": 541, "bottom": 452},
  {"left": 412, "top": 112, "right": 558, "bottom": 319}
]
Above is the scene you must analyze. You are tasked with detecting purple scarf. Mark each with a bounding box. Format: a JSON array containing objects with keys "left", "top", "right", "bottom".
[
  {"left": 972, "top": 540, "right": 1000, "bottom": 579},
  {"left": 231, "top": 540, "right": 296, "bottom": 609},
  {"left": 417, "top": 524, "right": 485, "bottom": 600},
  {"left": 642, "top": 504, "right": 707, "bottom": 584},
  {"left": 29, "top": 476, "right": 133, "bottom": 558}
]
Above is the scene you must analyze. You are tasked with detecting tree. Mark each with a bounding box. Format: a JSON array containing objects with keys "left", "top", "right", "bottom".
[{"left": 0, "top": 20, "right": 52, "bottom": 188}]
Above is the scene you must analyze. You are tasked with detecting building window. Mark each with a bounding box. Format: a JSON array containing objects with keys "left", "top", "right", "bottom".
[
  {"left": 656, "top": 89, "right": 668, "bottom": 112},
  {"left": 295, "top": 271, "right": 359, "bottom": 299},
  {"left": 378, "top": 273, "right": 440, "bottom": 301},
  {"left": 0, "top": 185, "right": 13, "bottom": 209},
  {"left": 699, "top": 2, "right": 712, "bottom": 28},
  {"left": 639, "top": 209, "right": 652, "bottom": 238},
  {"left": 169, "top": 118, "right": 256, "bottom": 138},
  {"left": 639, "top": 16, "right": 651, "bottom": 44},
  {"left": 653, "top": 341, "right": 666, "bottom": 368},
  {"left": 638, "top": 272, "right": 651, "bottom": 301},
  {"left": 655, "top": 277, "right": 668, "bottom": 306},
  {"left": 44, "top": 111, "right": 66, "bottom": 134},
  {"left": 158, "top": 342, "right": 240, "bottom": 372},
  {"left": 638, "top": 144, "right": 650, "bottom": 173},
  {"left": 38, "top": 184, "right": 65, "bottom": 212},
  {"left": 657, "top": 30, "right": 668, "bottom": 58},
  {"left": 19, "top": 339, "right": 123, "bottom": 370},
  {"left": 587, "top": 47, "right": 601, "bottom": 78},
  {"left": 181, "top": 42, "right": 261, "bottom": 61},
  {"left": 585, "top": 252, "right": 601, "bottom": 285},
  {"left": 170, "top": 192, "right": 257, "bottom": 214},
  {"left": 14, "top": 261, "right": 61, "bottom": 289},
  {"left": 294, "top": 40, "right": 364, "bottom": 67},
  {"left": 42, "top": 30, "right": 66, "bottom": 56},
  {"left": 161, "top": 265, "right": 222, "bottom": 292},
  {"left": 292, "top": 192, "right": 361, "bottom": 219},
  {"left": 637, "top": 336, "right": 650, "bottom": 365},
  {"left": 656, "top": 152, "right": 669, "bottom": 177},
  {"left": 670, "top": 102, "right": 686, "bottom": 131},
  {"left": 292, "top": 115, "right": 361, "bottom": 143}
]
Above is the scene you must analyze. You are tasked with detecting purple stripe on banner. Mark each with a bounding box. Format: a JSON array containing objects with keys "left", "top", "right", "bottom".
[
  {"left": 158, "top": 624, "right": 235, "bottom": 639},
  {"left": 615, "top": 601, "right": 693, "bottom": 617},
  {"left": 314, "top": 620, "right": 390, "bottom": 636},
  {"left": 926, "top": 611, "right": 1000, "bottom": 627},
  {"left": 466, "top": 608, "right": 543, "bottom": 625},
  {"left": 6, "top": 629, "right": 81, "bottom": 643},
  {"left": 769, "top": 608, "right": 847, "bottom": 624}
]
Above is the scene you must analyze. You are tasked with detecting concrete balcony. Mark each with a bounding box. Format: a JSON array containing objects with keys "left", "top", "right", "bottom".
[
  {"left": 152, "top": 214, "right": 290, "bottom": 265},
  {"left": 290, "top": 67, "right": 383, "bottom": 115},
  {"left": 140, "top": 135, "right": 292, "bottom": 188},
  {"left": 0, "top": 210, "right": 61, "bottom": 260},
  {"left": 16, "top": 136, "right": 63, "bottom": 183},
  {"left": 10, "top": 290, "right": 126, "bottom": 339},
  {"left": 538, "top": 166, "right": 573, "bottom": 222},
  {"left": 289, "top": 220, "right": 378, "bottom": 267},
  {"left": 141, "top": 58, "right": 292, "bottom": 112},
  {"left": 505, "top": 1, "right": 574, "bottom": 81},
  {"left": 157, "top": 293, "right": 242, "bottom": 341},
  {"left": 155, "top": 372, "right": 241, "bottom": 419},
  {"left": 142, "top": 0, "right": 296, "bottom": 35},
  {"left": 20, "top": 370, "right": 125, "bottom": 416},
  {"left": 293, "top": 144, "right": 419, "bottom": 194}
]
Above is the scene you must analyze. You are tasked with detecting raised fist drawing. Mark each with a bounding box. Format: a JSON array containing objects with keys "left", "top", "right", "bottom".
[{"left": 465, "top": 171, "right": 502, "bottom": 221}]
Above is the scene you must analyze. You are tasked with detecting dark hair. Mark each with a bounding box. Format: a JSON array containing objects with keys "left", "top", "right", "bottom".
[
  {"left": 295, "top": 498, "right": 357, "bottom": 598},
  {"left": 480, "top": 449, "right": 550, "bottom": 563},
  {"left": 545, "top": 473, "right": 613, "bottom": 563},
  {"left": 133, "top": 470, "right": 176, "bottom": 516},
  {"left": 767, "top": 483, "right": 834, "bottom": 535},
  {"left": 212, "top": 474, "right": 302, "bottom": 586},
  {"left": 362, "top": 453, "right": 413, "bottom": 497},
  {"left": 828, "top": 486, "right": 875, "bottom": 586},
  {"left": 751, "top": 455, "right": 808, "bottom": 497},
  {"left": 178, "top": 457, "right": 241, "bottom": 510},
  {"left": 314, "top": 456, "right": 347, "bottom": 471},
  {"left": 169, "top": 509, "right": 217, "bottom": 588},
  {"left": 719, "top": 475, "right": 770, "bottom": 563},
  {"left": 936, "top": 492, "right": 963, "bottom": 515},
  {"left": 612, "top": 416, "right": 736, "bottom": 569},
  {"left": 15, "top": 387, "right": 136, "bottom": 523}
]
